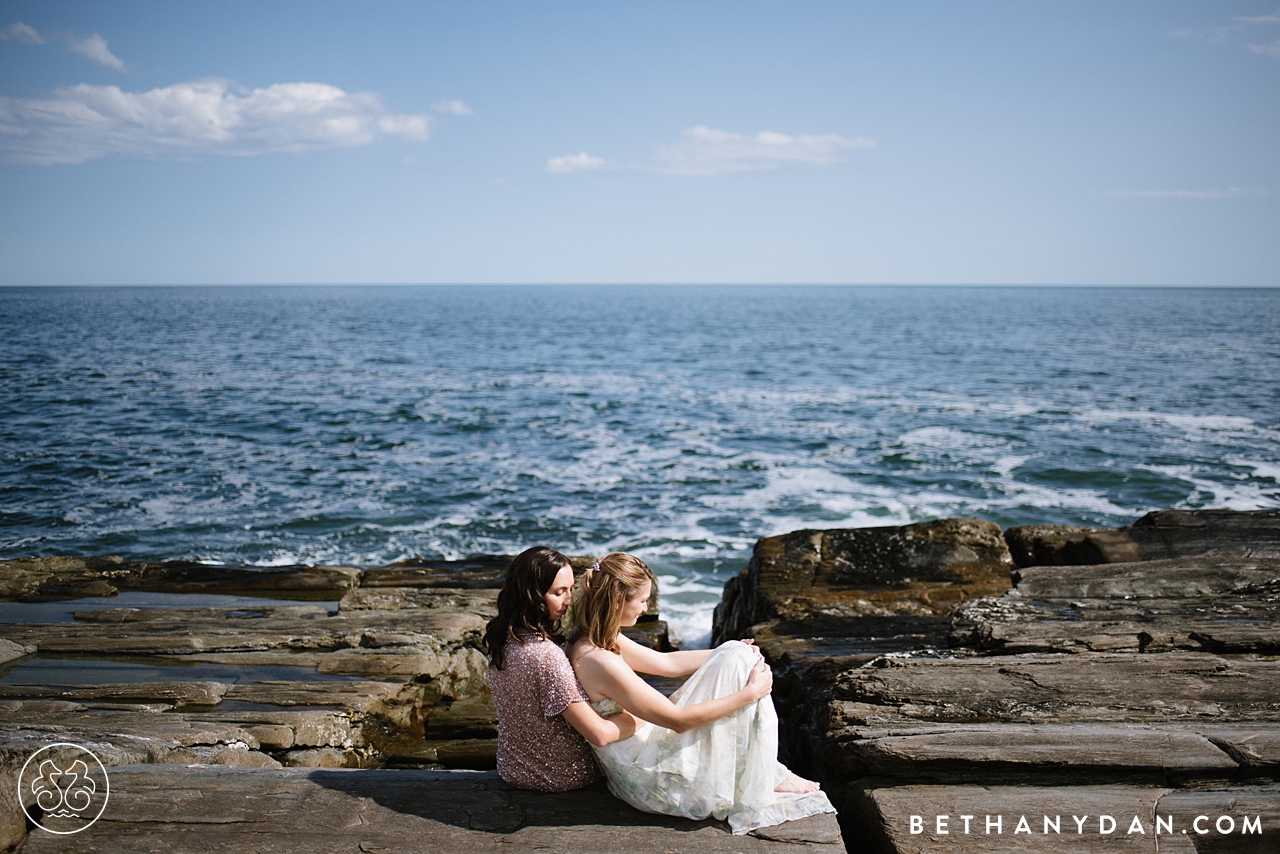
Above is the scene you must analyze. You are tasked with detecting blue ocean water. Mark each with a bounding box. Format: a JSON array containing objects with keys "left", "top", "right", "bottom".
[{"left": 2, "top": 285, "right": 1278, "bottom": 646}]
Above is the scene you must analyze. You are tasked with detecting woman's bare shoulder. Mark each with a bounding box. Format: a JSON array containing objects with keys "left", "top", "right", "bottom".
[
  {"left": 569, "top": 640, "right": 625, "bottom": 674},
  {"left": 568, "top": 637, "right": 598, "bottom": 664}
]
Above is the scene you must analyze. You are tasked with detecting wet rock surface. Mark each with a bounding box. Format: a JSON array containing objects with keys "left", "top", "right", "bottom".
[
  {"left": 0, "top": 553, "right": 681, "bottom": 853},
  {"left": 1003, "top": 509, "right": 1280, "bottom": 567},
  {"left": 950, "top": 558, "right": 1280, "bottom": 655},
  {"left": 0, "top": 555, "right": 362, "bottom": 603},
  {"left": 712, "top": 510, "right": 1280, "bottom": 854},
  {"left": 711, "top": 518, "right": 1015, "bottom": 780},
  {"left": 713, "top": 518, "right": 1013, "bottom": 646}
]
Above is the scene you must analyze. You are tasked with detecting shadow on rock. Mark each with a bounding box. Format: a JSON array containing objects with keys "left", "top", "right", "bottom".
[{"left": 307, "top": 768, "right": 728, "bottom": 834}]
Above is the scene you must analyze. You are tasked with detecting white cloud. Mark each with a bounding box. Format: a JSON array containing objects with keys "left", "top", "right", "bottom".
[
  {"left": 1238, "top": 6, "right": 1280, "bottom": 55},
  {"left": 1172, "top": 24, "right": 1241, "bottom": 44},
  {"left": 1, "top": 24, "right": 126, "bottom": 68},
  {"left": 1174, "top": 6, "right": 1280, "bottom": 46},
  {"left": 67, "top": 33, "right": 124, "bottom": 70},
  {"left": 0, "top": 79, "right": 432, "bottom": 165},
  {"left": 431, "top": 99, "right": 473, "bottom": 116},
  {"left": 1236, "top": 7, "right": 1280, "bottom": 24},
  {"left": 651, "top": 126, "right": 876, "bottom": 176},
  {"left": 0, "top": 22, "right": 43, "bottom": 44},
  {"left": 1249, "top": 36, "right": 1280, "bottom": 57},
  {"left": 1102, "top": 187, "right": 1272, "bottom": 199},
  {"left": 377, "top": 113, "right": 430, "bottom": 137},
  {"left": 546, "top": 151, "right": 607, "bottom": 174},
  {"left": 1179, "top": 7, "right": 1280, "bottom": 56}
]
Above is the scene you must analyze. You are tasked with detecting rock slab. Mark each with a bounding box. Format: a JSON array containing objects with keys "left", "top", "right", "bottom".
[
  {"left": 14, "top": 765, "right": 846, "bottom": 854},
  {"left": 1004, "top": 509, "right": 1280, "bottom": 567},
  {"left": 712, "top": 509, "right": 1280, "bottom": 854},
  {"left": 713, "top": 518, "right": 1013, "bottom": 646}
]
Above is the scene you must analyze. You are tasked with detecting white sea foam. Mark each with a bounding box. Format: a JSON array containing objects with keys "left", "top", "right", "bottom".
[
  {"left": 1228, "top": 458, "right": 1280, "bottom": 484},
  {"left": 981, "top": 478, "right": 1137, "bottom": 518},
  {"left": 256, "top": 552, "right": 309, "bottom": 567},
  {"left": 699, "top": 465, "right": 863, "bottom": 511},
  {"left": 137, "top": 497, "right": 177, "bottom": 522},
  {"left": 1140, "top": 465, "right": 1280, "bottom": 510},
  {"left": 1076, "top": 407, "right": 1266, "bottom": 438},
  {"left": 653, "top": 572, "right": 729, "bottom": 649},
  {"left": 899, "top": 426, "right": 1000, "bottom": 450},
  {"left": 991, "top": 455, "right": 1028, "bottom": 477},
  {"left": 661, "top": 612, "right": 714, "bottom": 650},
  {"left": 61, "top": 507, "right": 90, "bottom": 525}
]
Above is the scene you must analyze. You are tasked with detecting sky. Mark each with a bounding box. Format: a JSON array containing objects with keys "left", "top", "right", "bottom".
[{"left": 0, "top": 1, "right": 1277, "bottom": 286}]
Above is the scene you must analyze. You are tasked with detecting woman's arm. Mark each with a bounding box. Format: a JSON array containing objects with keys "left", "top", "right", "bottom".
[
  {"left": 576, "top": 649, "right": 772, "bottom": 734},
  {"left": 560, "top": 701, "right": 639, "bottom": 747},
  {"left": 618, "top": 633, "right": 714, "bottom": 677}
]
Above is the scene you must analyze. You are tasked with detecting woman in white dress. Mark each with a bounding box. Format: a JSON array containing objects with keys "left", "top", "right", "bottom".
[{"left": 568, "top": 552, "right": 835, "bottom": 835}]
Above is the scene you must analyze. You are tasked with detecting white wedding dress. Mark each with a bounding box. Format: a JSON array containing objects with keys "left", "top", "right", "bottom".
[{"left": 589, "top": 640, "right": 835, "bottom": 835}]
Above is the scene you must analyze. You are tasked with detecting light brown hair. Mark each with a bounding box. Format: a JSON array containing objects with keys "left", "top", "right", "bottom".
[{"left": 571, "top": 552, "right": 653, "bottom": 654}]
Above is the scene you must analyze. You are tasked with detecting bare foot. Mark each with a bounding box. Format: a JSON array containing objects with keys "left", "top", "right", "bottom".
[{"left": 775, "top": 772, "right": 820, "bottom": 794}]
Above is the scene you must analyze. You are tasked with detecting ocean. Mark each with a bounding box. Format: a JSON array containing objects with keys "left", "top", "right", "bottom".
[{"left": 2, "top": 285, "right": 1277, "bottom": 646}]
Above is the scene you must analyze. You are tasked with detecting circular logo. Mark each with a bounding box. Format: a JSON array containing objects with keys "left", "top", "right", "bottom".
[{"left": 18, "top": 742, "right": 110, "bottom": 835}]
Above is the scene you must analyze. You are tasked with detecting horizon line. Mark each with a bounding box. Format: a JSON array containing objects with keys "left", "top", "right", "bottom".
[{"left": 2, "top": 282, "right": 1278, "bottom": 289}]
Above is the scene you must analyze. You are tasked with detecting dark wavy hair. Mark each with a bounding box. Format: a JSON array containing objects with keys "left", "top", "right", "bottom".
[{"left": 483, "top": 546, "right": 573, "bottom": 670}]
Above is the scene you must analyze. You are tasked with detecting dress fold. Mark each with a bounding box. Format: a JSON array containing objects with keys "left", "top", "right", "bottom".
[{"left": 590, "top": 640, "right": 835, "bottom": 834}]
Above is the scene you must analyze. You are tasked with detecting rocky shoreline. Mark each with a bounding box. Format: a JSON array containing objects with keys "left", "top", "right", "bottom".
[
  {"left": 0, "top": 553, "right": 702, "bottom": 852},
  {"left": 712, "top": 509, "right": 1280, "bottom": 853},
  {"left": 2, "top": 508, "right": 1277, "bottom": 852}
]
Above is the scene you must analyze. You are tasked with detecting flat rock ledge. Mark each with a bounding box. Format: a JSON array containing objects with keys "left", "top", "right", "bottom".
[
  {"left": 712, "top": 509, "right": 1280, "bottom": 854},
  {"left": 13, "top": 765, "right": 845, "bottom": 854},
  {"left": 0, "top": 554, "right": 669, "bottom": 853}
]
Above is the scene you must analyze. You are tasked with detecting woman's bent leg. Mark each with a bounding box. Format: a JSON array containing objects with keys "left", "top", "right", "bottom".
[
  {"left": 663, "top": 641, "right": 834, "bottom": 833},
  {"left": 593, "top": 640, "right": 833, "bottom": 833}
]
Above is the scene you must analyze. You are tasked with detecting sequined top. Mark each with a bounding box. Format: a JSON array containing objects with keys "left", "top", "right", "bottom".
[{"left": 488, "top": 635, "right": 600, "bottom": 792}]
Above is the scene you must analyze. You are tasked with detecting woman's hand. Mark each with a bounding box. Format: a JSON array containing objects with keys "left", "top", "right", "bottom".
[{"left": 744, "top": 658, "right": 773, "bottom": 700}]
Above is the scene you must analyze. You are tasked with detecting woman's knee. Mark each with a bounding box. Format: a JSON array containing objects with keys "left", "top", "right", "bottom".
[{"left": 711, "top": 639, "right": 761, "bottom": 670}]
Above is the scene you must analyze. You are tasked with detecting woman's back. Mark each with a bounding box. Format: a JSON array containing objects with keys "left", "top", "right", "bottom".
[{"left": 489, "top": 635, "right": 600, "bottom": 792}]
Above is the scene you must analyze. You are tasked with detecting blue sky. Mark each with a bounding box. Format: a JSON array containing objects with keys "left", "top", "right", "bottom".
[{"left": 1, "top": 1, "right": 1277, "bottom": 285}]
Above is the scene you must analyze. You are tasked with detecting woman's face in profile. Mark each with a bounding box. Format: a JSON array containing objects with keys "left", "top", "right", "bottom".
[
  {"left": 619, "top": 580, "right": 652, "bottom": 627},
  {"left": 543, "top": 564, "right": 574, "bottom": 621}
]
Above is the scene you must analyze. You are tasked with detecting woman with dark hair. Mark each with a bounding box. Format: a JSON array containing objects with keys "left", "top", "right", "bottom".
[
  {"left": 484, "top": 546, "right": 638, "bottom": 792},
  {"left": 568, "top": 552, "right": 833, "bottom": 834}
]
